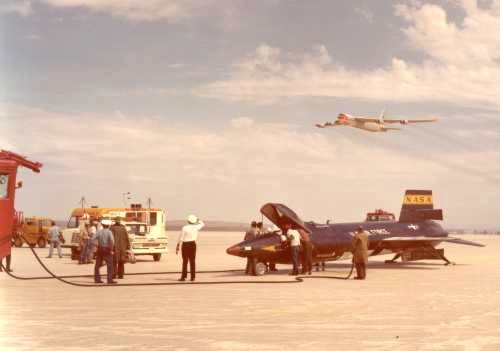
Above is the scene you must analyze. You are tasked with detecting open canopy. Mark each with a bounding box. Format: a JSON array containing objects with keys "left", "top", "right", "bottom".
[{"left": 260, "top": 203, "right": 311, "bottom": 233}]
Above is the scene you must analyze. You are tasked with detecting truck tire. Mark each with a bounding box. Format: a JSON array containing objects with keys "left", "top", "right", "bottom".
[
  {"left": 13, "top": 236, "right": 23, "bottom": 248},
  {"left": 37, "top": 237, "right": 47, "bottom": 248},
  {"left": 153, "top": 254, "right": 161, "bottom": 262}
]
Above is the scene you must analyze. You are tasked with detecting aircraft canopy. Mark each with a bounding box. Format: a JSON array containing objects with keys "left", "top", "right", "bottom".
[{"left": 260, "top": 203, "right": 311, "bottom": 233}]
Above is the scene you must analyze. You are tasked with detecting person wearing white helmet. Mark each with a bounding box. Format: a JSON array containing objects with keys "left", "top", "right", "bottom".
[{"left": 176, "top": 214, "right": 204, "bottom": 281}]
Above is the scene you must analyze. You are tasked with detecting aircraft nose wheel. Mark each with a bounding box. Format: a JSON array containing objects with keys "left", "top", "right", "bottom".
[{"left": 255, "top": 262, "right": 267, "bottom": 276}]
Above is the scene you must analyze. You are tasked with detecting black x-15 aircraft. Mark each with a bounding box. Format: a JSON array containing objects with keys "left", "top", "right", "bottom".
[{"left": 226, "top": 190, "right": 484, "bottom": 275}]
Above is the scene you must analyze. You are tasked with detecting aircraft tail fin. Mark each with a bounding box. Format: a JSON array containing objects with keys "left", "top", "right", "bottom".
[
  {"left": 399, "top": 190, "right": 443, "bottom": 222},
  {"left": 379, "top": 108, "right": 385, "bottom": 124}
]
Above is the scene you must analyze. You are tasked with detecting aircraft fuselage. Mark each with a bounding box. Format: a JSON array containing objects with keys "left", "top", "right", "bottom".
[{"left": 226, "top": 220, "right": 447, "bottom": 264}]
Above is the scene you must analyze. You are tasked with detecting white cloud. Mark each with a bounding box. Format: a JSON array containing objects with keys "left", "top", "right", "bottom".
[
  {"left": 1, "top": 102, "right": 499, "bottom": 225},
  {"left": 0, "top": 1, "right": 33, "bottom": 17},
  {"left": 354, "top": 7, "right": 374, "bottom": 23},
  {"left": 196, "top": 2, "right": 500, "bottom": 110},
  {"left": 230, "top": 117, "right": 254, "bottom": 129},
  {"left": 38, "top": 0, "right": 214, "bottom": 22},
  {"left": 0, "top": 102, "right": 455, "bottom": 185},
  {"left": 25, "top": 34, "right": 41, "bottom": 40}
]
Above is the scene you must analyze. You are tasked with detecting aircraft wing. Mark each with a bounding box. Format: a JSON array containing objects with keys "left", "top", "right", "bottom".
[
  {"left": 381, "top": 236, "right": 484, "bottom": 247},
  {"left": 383, "top": 117, "right": 438, "bottom": 124},
  {"left": 315, "top": 122, "right": 338, "bottom": 128},
  {"left": 351, "top": 117, "right": 380, "bottom": 123}
]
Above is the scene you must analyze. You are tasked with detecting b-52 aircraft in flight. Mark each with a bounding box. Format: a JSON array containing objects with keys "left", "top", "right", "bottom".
[
  {"left": 226, "top": 190, "right": 483, "bottom": 275},
  {"left": 315, "top": 111, "right": 438, "bottom": 132}
]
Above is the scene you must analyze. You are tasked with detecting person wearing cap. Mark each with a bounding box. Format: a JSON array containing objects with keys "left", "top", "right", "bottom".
[
  {"left": 94, "top": 219, "right": 116, "bottom": 284},
  {"left": 111, "top": 217, "right": 130, "bottom": 279},
  {"left": 243, "top": 221, "right": 258, "bottom": 275},
  {"left": 352, "top": 225, "right": 369, "bottom": 280},
  {"left": 176, "top": 215, "right": 204, "bottom": 281}
]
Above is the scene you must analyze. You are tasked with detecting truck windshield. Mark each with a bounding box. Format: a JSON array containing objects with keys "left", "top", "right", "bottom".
[{"left": 127, "top": 225, "right": 148, "bottom": 236}]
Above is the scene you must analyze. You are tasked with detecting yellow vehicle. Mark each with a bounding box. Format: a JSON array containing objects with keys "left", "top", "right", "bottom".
[
  {"left": 62, "top": 204, "right": 168, "bottom": 261},
  {"left": 12, "top": 215, "right": 53, "bottom": 248}
]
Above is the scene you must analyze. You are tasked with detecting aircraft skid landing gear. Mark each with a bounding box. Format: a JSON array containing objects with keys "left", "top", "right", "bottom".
[
  {"left": 433, "top": 248, "right": 455, "bottom": 266},
  {"left": 385, "top": 248, "right": 456, "bottom": 266},
  {"left": 385, "top": 253, "right": 401, "bottom": 264}
]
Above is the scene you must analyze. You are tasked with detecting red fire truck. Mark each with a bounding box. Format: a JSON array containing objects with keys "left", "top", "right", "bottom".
[{"left": 0, "top": 150, "right": 42, "bottom": 261}]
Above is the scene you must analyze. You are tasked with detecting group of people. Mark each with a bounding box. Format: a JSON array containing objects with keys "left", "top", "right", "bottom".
[
  {"left": 45, "top": 218, "right": 130, "bottom": 284},
  {"left": 243, "top": 221, "right": 274, "bottom": 275},
  {"left": 92, "top": 217, "right": 131, "bottom": 284},
  {"left": 4, "top": 213, "right": 369, "bottom": 282},
  {"left": 42, "top": 214, "right": 205, "bottom": 284},
  {"left": 76, "top": 222, "right": 100, "bottom": 264},
  {"left": 282, "top": 222, "right": 314, "bottom": 276},
  {"left": 243, "top": 221, "right": 370, "bottom": 280},
  {"left": 242, "top": 221, "right": 315, "bottom": 276}
]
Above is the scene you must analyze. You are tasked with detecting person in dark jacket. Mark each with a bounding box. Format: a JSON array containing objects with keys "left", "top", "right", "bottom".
[
  {"left": 352, "top": 225, "right": 369, "bottom": 280},
  {"left": 111, "top": 217, "right": 130, "bottom": 279},
  {"left": 244, "top": 221, "right": 258, "bottom": 275},
  {"left": 299, "top": 229, "right": 313, "bottom": 275}
]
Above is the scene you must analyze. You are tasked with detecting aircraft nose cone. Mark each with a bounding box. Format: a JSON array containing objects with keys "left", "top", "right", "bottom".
[{"left": 226, "top": 245, "right": 242, "bottom": 256}]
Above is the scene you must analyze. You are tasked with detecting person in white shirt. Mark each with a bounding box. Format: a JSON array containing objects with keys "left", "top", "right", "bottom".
[
  {"left": 283, "top": 223, "right": 301, "bottom": 275},
  {"left": 176, "top": 214, "right": 204, "bottom": 281}
]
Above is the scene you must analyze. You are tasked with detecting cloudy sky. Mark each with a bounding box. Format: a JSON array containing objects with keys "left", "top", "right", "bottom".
[{"left": 1, "top": 0, "right": 499, "bottom": 228}]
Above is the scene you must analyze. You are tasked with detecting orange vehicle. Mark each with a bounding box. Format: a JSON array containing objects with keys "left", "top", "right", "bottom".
[
  {"left": 12, "top": 212, "right": 53, "bottom": 248},
  {"left": 365, "top": 209, "right": 396, "bottom": 222},
  {"left": 62, "top": 204, "right": 168, "bottom": 261}
]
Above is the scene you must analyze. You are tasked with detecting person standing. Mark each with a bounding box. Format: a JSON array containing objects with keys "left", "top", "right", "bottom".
[
  {"left": 47, "top": 221, "right": 63, "bottom": 258},
  {"left": 85, "top": 222, "right": 97, "bottom": 264},
  {"left": 111, "top": 217, "right": 130, "bottom": 279},
  {"left": 266, "top": 225, "right": 281, "bottom": 272},
  {"left": 256, "top": 222, "right": 264, "bottom": 236},
  {"left": 284, "top": 223, "right": 301, "bottom": 275},
  {"left": 94, "top": 219, "right": 116, "bottom": 284},
  {"left": 78, "top": 224, "right": 89, "bottom": 264},
  {"left": 176, "top": 214, "right": 204, "bottom": 282},
  {"left": 0, "top": 254, "right": 12, "bottom": 272},
  {"left": 299, "top": 229, "right": 313, "bottom": 275},
  {"left": 244, "top": 221, "right": 258, "bottom": 275},
  {"left": 352, "top": 225, "right": 369, "bottom": 280}
]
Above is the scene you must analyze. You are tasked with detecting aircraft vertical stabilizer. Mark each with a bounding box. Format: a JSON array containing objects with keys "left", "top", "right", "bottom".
[{"left": 399, "top": 190, "right": 443, "bottom": 222}]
